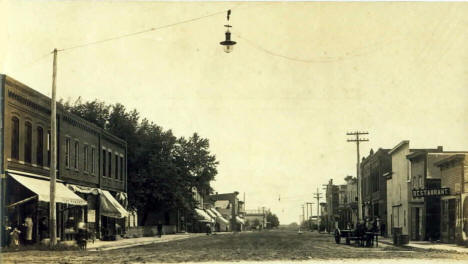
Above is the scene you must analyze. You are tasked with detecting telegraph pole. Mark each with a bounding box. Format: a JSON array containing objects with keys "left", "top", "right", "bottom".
[
  {"left": 347, "top": 131, "right": 369, "bottom": 222},
  {"left": 306, "top": 202, "right": 313, "bottom": 230},
  {"left": 49, "top": 48, "right": 58, "bottom": 247},
  {"left": 301, "top": 204, "right": 305, "bottom": 226},
  {"left": 313, "top": 188, "right": 323, "bottom": 232}
]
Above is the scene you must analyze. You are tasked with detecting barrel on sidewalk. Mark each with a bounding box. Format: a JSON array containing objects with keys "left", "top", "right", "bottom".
[{"left": 392, "top": 227, "right": 409, "bottom": 246}]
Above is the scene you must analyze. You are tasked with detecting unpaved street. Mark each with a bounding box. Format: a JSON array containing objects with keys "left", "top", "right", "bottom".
[{"left": 2, "top": 230, "right": 467, "bottom": 263}]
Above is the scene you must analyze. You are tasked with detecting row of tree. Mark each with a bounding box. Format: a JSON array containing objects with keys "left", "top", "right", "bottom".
[{"left": 62, "top": 99, "right": 218, "bottom": 225}]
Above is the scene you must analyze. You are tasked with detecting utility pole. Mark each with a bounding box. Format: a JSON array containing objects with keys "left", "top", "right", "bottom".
[
  {"left": 313, "top": 188, "right": 323, "bottom": 232},
  {"left": 347, "top": 131, "right": 369, "bottom": 222},
  {"left": 49, "top": 48, "right": 58, "bottom": 247},
  {"left": 306, "top": 202, "right": 313, "bottom": 230},
  {"left": 301, "top": 204, "right": 305, "bottom": 226}
]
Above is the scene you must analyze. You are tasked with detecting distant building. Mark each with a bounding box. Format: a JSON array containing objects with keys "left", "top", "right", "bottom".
[
  {"left": 245, "top": 208, "right": 268, "bottom": 230},
  {"left": 209, "top": 192, "right": 244, "bottom": 231},
  {"left": 324, "top": 179, "right": 339, "bottom": 232},
  {"left": 343, "top": 175, "right": 358, "bottom": 228},
  {"left": 361, "top": 148, "right": 391, "bottom": 235}
]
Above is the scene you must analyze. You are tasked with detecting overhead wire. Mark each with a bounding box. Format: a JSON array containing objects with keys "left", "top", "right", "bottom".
[
  {"left": 57, "top": 2, "right": 254, "bottom": 52},
  {"left": 236, "top": 32, "right": 401, "bottom": 64}
]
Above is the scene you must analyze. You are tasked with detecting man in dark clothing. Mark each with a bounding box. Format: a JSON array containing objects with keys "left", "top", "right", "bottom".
[
  {"left": 157, "top": 221, "right": 163, "bottom": 238},
  {"left": 39, "top": 217, "right": 48, "bottom": 241}
]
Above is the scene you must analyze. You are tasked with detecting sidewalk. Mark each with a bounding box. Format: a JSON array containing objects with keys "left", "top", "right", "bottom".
[
  {"left": 379, "top": 237, "right": 468, "bottom": 253},
  {"left": 87, "top": 233, "right": 204, "bottom": 251}
]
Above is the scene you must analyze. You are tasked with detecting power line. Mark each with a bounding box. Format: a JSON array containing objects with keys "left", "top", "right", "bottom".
[
  {"left": 58, "top": 10, "right": 227, "bottom": 52},
  {"left": 236, "top": 33, "right": 400, "bottom": 64}
]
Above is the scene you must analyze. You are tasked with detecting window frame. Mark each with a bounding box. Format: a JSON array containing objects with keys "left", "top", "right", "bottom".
[
  {"left": 36, "top": 126, "right": 44, "bottom": 166},
  {"left": 11, "top": 117, "right": 20, "bottom": 160},
  {"left": 65, "top": 137, "right": 71, "bottom": 168},
  {"left": 74, "top": 140, "right": 79, "bottom": 170},
  {"left": 24, "top": 121, "right": 32, "bottom": 163}
]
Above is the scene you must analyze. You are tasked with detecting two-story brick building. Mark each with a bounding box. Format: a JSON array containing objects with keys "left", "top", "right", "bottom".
[
  {"left": 1, "top": 74, "right": 128, "bottom": 245},
  {"left": 361, "top": 148, "right": 391, "bottom": 235}
]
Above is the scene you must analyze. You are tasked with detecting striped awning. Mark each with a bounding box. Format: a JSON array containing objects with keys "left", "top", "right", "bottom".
[
  {"left": 9, "top": 173, "right": 87, "bottom": 206},
  {"left": 194, "top": 208, "right": 214, "bottom": 223},
  {"left": 236, "top": 216, "right": 245, "bottom": 225}
]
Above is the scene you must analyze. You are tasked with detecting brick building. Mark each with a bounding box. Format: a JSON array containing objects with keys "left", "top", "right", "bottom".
[
  {"left": 1, "top": 75, "right": 128, "bottom": 245},
  {"left": 361, "top": 148, "right": 391, "bottom": 235}
]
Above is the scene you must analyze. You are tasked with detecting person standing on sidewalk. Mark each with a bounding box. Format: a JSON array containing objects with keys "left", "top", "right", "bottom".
[
  {"left": 157, "top": 221, "right": 163, "bottom": 238},
  {"left": 24, "top": 215, "right": 33, "bottom": 245}
]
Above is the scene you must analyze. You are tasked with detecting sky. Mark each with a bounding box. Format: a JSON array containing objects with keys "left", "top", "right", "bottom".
[{"left": 2, "top": 1, "right": 468, "bottom": 224}]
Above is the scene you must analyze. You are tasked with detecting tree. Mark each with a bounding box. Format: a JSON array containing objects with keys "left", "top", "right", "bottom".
[
  {"left": 266, "top": 212, "right": 280, "bottom": 229},
  {"left": 175, "top": 133, "right": 218, "bottom": 196},
  {"left": 252, "top": 218, "right": 261, "bottom": 227},
  {"left": 62, "top": 98, "right": 219, "bottom": 226}
]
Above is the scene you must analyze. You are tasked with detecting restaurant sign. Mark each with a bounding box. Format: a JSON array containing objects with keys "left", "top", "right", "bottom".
[{"left": 412, "top": 188, "right": 450, "bottom": 198}]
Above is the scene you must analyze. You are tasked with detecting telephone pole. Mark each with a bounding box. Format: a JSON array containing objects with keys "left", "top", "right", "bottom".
[
  {"left": 347, "top": 131, "right": 369, "bottom": 222},
  {"left": 301, "top": 204, "right": 305, "bottom": 226},
  {"left": 306, "top": 202, "right": 313, "bottom": 230},
  {"left": 49, "top": 48, "right": 58, "bottom": 247},
  {"left": 313, "top": 188, "right": 323, "bottom": 231}
]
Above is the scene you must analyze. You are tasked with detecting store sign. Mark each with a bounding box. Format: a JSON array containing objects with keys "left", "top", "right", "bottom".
[{"left": 412, "top": 188, "right": 450, "bottom": 198}]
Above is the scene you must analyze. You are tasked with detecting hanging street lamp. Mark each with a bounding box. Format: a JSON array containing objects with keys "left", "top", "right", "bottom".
[{"left": 220, "top": 10, "right": 236, "bottom": 53}]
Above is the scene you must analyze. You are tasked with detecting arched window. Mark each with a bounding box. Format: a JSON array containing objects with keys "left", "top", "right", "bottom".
[
  {"left": 11, "top": 117, "right": 19, "bottom": 160},
  {"left": 24, "top": 122, "right": 32, "bottom": 163},
  {"left": 36, "top": 127, "right": 44, "bottom": 166}
]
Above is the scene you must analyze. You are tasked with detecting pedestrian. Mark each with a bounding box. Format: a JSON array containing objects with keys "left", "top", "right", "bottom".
[
  {"left": 76, "top": 222, "right": 87, "bottom": 250},
  {"left": 65, "top": 217, "right": 75, "bottom": 241},
  {"left": 380, "top": 222, "right": 386, "bottom": 237},
  {"left": 206, "top": 223, "right": 212, "bottom": 235},
  {"left": 157, "top": 221, "right": 163, "bottom": 238},
  {"left": 39, "top": 217, "right": 48, "bottom": 241},
  {"left": 24, "top": 215, "right": 33, "bottom": 245},
  {"left": 10, "top": 227, "right": 21, "bottom": 249}
]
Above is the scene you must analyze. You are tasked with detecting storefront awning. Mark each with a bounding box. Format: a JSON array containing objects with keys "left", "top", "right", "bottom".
[
  {"left": 208, "top": 209, "right": 229, "bottom": 225},
  {"left": 67, "top": 184, "right": 100, "bottom": 195},
  {"left": 205, "top": 209, "right": 217, "bottom": 219},
  {"left": 236, "top": 216, "right": 245, "bottom": 225},
  {"left": 100, "top": 190, "right": 129, "bottom": 218},
  {"left": 9, "top": 173, "right": 87, "bottom": 206},
  {"left": 194, "top": 208, "right": 214, "bottom": 223}
]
